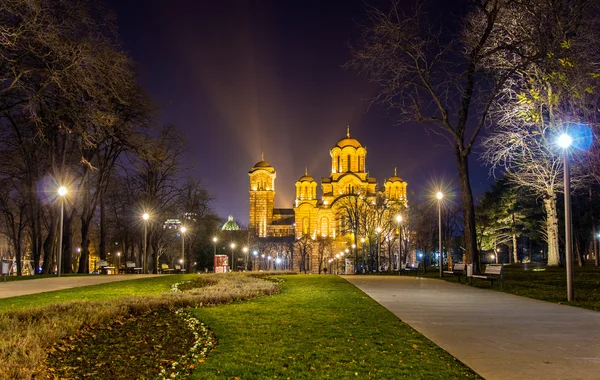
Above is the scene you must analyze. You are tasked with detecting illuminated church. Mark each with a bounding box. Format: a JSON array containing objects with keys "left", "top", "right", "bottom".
[{"left": 248, "top": 128, "right": 408, "bottom": 271}]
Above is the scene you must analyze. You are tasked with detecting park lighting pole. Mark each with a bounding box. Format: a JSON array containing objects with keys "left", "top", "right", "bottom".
[
  {"left": 242, "top": 247, "right": 248, "bottom": 270},
  {"left": 253, "top": 250, "right": 258, "bottom": 271},
  {"left": 57, "top": 186, "right": 67, "bottom": 276},
  {"left": 396, "top": 215, "right": 403, "bottom": 269},
  {"left": 180, "top": 226, "right": 186, "bottom": 271},
  {"left": 558, "top": 133, "right": 574, "bottom": 301},
  {"left": 230, "top": 243, "right": 236, "bottom": 272},
  {"left": 376, "top": 227, "right": 382, "bottom": 272},
  {"left": 361, "top": 237, "right": 366, "bottom": 273},
  {"left": 117, "top": 252, "right": 121, "bottom": 273},
  {"left": 351, "top": 243, "right": 356, "bottom": 274},
  {"left": 436, "top": 191, "right": 443, "bottom": 278},
  {"left": 142, "top": 213, "right": 149, "bottom": 273}
]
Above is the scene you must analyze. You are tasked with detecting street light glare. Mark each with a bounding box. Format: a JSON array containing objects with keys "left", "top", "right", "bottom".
[
  {"left": 230, "top": 243, "right": 236, "bottom": 249},
  {"left": 180, "top": 226, "right": 186, "bottom": 233},
  {"left": 436, "top": 191, "right": 443, "bottom": 200},
  {"left": 558, "top": 133, "right": 573, "bottom": 149},
  {"left": 143, "top": 213, "right": 149, "bottom": 221},
  {"left": 396, "top": 215, "right": 403, "bottom": 223},
  {"left": 212, "top": 237, "right": 217, "bottom": 243},
  {"left": 58, "top": 186, "right": 67, "bottom": 196}
]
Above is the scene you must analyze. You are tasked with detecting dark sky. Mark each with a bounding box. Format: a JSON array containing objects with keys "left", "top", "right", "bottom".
[{"left": 108, "top": 0, "right": 492, "bottom": 224}]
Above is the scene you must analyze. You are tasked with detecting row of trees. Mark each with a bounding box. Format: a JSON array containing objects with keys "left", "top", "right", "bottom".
[
  {"left": 0, "top": 0, "right": 217, "bottom": 275},
  {"left": 349, "top": 0, "right": 600, "bottom": 269}
]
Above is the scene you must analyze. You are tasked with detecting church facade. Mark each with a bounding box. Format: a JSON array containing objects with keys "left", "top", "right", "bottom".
[{"left": 248, "top": 128, "right": 408, "bottom": 272}]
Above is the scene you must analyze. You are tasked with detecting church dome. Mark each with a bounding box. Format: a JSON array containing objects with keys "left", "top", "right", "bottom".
[
  {"left": 386, "top": 168, "right": 405, "bottom": 182},
  {"left": 334, "top": 126, "right": 363, "bottom": 149},
  {"left": 221, "top": 215, "right": 240, "bottom": 231},
  {"left": 297, "top": 167, "right": 315, "bottom": 182},
  {"left": 253, "top": 160, "right": 273, "bottom": 168}
]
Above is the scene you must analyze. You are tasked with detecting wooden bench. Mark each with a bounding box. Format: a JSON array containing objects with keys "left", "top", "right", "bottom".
[
  {"left": 175, "top": 264, "right": 186, "bottom": 274},
  {"left": 404, "top": 262, "right": 420, "bottom": 275},
  {"left": 160, "top": 264, "right": 174, "bottom": 274},
  {"left": 444, "top": 263, "right": 467, "bottom": 283},
  {"left": 97, "top": 260, "right": 115, "bottom": 274},
  {"left": 125, "top": 261, "right": 142, "bottom": 274},
  {"left": 471, "top": 264, "right": 504, "bottom": 288}
]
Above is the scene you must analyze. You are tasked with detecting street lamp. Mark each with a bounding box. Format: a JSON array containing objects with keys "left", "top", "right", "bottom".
[
  {"left": 558, "top": 133, "right": 574, "bottom": 301},
  {"left": 180, "top": 226, "right": 186, "bottom": 272},
  {"left": 376, "top": 226, "right": 382, "bottom": 272},
  {"left": 361, "top": 237, "right": 366, "bottom": 273},
  {"left": 57, "top": 186, "right": 67, "bottom": 276},
  {"left": 396, "top": 215, "right": 403, "bottom": 270},
  {"left": 142, "top": 213, "right": 149, "bottom": 273},
  {"left": 242, "top": 246, "right": 248, "bottom": 270},
  {"left": 230, "top": 243, "right": 236, "bottom": 272},
  {"left": 117, "top": 252, "right": 121, "bottom": 273},
  {"left": 436, "top": 191, "right": 443, "bottom": 278}
]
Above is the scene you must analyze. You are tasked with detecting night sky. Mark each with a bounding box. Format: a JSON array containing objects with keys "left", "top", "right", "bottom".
[{"left": 108, "top": 0, "right": 491, "bottom": 224}]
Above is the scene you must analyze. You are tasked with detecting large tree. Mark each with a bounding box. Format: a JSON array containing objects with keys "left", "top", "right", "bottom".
[
  {"left": 482, "top": 0, "right": 600, "bottom": 266},
  {"left": 348, "top": 0, "right": 546, "bottom": 271}
]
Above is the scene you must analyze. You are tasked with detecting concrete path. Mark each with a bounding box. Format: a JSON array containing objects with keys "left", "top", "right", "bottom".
[
  {"left": 344, "top": 275, "right": 600, "bottom": 380},
  {"left": 0, "top": 275, "right": 157, "bottom": 299}
]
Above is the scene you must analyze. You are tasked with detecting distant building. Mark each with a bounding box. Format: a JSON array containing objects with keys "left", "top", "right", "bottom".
[
  {"left": 248, "top": 128, "right": 408, "bottom": 273},
  {"left": 221, "top": 215, "right": 240, "bottom": 231}
]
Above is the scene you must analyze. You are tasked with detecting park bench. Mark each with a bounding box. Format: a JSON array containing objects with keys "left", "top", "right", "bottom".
[
  {"left": 97, "top": 260, "right": 115, "bottom": 274},
  {"left": 471, "top": 264, "right": 504, "bottom": 288},
  {"left": 175, "top": 264, "right": 186, "bottom": 274},
  {"left": 125, "top": 261, "right": 142, "bottom": 274},
  {"left": 404, "top": 262, "right": 420, "bottom": 275},
  {"left": 160, "top": 263, "right": 174, "bottom": 274},
  {"left": 444, "top": 263, "right": 467, "bottom": 283}
]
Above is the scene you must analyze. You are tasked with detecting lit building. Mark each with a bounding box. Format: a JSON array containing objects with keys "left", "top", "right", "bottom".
[{"left": 248, "top": 127, "right": 408, "bottom": 272}]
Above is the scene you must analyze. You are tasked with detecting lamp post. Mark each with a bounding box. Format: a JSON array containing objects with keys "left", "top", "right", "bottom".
[
  {"left": 242, "top": 247, "right": 248, "bottom": 270},
  {"left": 558, "top": 133, "right": 574, "bottom": 301},
  {"left": 142, "top": 213, "right": 149, "bottom": 274},
  {"left": 436, "top": 191, "right": 443, "bottom": 278},
  {"left": 180, "top": 226, "right": 186, "bottom": 272},
  {"left": 253, "top": 250, "right": 258, "bottom": 271},
  {"left": 230, "top": 243, "right": 236, "bottom": 272},
  {"left": 376, "top": 226, "right": 382, "bottom": 272},
  {"left": 361, "top": 237, "right": 366, "bottom": 273},
  {"left": 57, "top": 186, "right": 67, "bottom": 276},
  {"left": 117, "top": 252, "right": 121, "bottom": 273},
  {"left": 396, "top": 215, "right": 403, "bottom": 270},
  {"left": 351, "top": 243, "right": 356, "bottom": 274}
]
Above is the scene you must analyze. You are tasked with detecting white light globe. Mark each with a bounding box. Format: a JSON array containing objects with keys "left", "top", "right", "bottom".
[
  {"left": 558, "top": 133, "right": 573, "bottom": 149},
  {"left": 436, "top": 192, "right": 443, "bottom": 200},
  {"left": 58, "top": 186, "right": 67, "bottom": 196}
]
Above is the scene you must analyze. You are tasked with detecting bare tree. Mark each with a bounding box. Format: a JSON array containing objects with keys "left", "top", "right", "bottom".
[
  {"left": 482, "top": 0, "right": 600, "bottom": 266},
  {"left": 347, "top": 0, "right": 546, "bottom": 271}
]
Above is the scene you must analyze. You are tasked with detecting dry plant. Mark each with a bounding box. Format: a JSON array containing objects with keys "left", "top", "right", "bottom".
[{"left": 0, "top": 273, "right": 280, "bottom": 380}]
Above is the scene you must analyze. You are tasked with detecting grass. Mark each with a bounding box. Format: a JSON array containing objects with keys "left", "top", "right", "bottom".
[
  {"left": 0, "top": 274, "right": 279, "bottom": 379},
  {"left": 0, "top": 274, "right": 193, "bottom": 312},
  {"left": 191, "top": 275, "right": 480, "bottom": 379},
  {"left": 421, "top": 264, "right": 600, "bottom": 311}
]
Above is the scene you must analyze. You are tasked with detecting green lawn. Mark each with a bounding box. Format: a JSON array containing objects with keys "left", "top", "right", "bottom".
[
  {"left": 421, "top": 264, "right": 600, "bottom": 311},
  {"left": 191, "top": 275, "right": 480, "bottom": 379},
  {"left": 0, "top": 274, "right": 195, "bottom": 312}
]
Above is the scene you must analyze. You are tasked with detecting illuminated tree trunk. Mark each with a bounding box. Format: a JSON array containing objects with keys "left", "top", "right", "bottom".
[
  {"left": 543, "top": 194, "right": 560, "bottom": 266},
  {"left": 512, "top": 233, "right": 518, "bottom": 263}
]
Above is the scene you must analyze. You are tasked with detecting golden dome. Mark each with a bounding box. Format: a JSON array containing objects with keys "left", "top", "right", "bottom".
[
  {"left": 387, "top": 167, "right": 405, "bottom": 182},
  {"left": 334, "top": 126, "right": 363, "bottom": 149},
  {"left": 254, "top": 160, "right": 273, "bottom": 168},
  {"left": 297, "top": 167, "right": 315, "bottom": 182}
]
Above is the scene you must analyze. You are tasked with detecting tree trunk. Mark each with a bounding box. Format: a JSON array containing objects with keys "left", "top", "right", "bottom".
[
  {"left": 42, "top": 220, "right": 55, "bottom": 274},
  {"left": 512, "top": 233, "right": 518, "bottom": 263},
  {"left": 455, "top": 148, "right": 479, "bottom": 272},
  {"left": 78, "top": 221, "right": 91, "bottom": 273},
  {"left": 62, "top": 213, "right": 73, "bottom": 274},
  {"left": 543, "top": 194, "right": 560, "bottom": 266},
  {"left": 99, "top": 188, "right": 106, "bottom": 260},
  {"left": 594, "top": 223, "right": 599, "bottom": 267}
]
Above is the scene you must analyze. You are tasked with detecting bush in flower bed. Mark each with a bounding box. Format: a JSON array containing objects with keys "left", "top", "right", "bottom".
[{"left": 0, "top": 273, "right": 279, "bottom": 380}]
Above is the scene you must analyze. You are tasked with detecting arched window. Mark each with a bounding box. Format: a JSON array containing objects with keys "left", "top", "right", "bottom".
[
  {"left": 321, "top": 217, "right": 329, "bottom": 236},
  {"left": 337, "top": 156, "right": 341, "bottom": 173},
  {"left": 347, "top": 155, "right": 351, "bottom": 172},
  {"left": 303, "top": 217, "right": 309, "bottom": 235}
]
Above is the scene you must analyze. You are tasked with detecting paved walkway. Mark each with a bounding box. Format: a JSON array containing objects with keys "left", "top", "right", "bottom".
[
  {"left": 344, "top": 275, "right": 600, "bottom": 380},
  {"left": 0, "top": 275, "right": 156, "bottom": 299}
]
